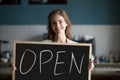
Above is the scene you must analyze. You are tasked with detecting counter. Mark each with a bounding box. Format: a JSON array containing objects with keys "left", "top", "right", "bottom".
[
  {"left": 91, "top": 63, "right": 120, "bottom": 80},
  {"left": 0, "top": 62, "right": 12, "bottom": 80}
]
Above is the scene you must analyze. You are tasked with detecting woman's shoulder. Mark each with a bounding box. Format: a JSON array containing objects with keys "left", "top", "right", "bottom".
[{"left": 67, "top": 39, "right": 78, "bottom": 43}]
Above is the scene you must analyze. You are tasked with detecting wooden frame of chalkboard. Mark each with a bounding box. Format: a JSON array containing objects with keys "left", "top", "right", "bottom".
[{"left": 13, "top": 41, "right": 92, "bottom": 80}]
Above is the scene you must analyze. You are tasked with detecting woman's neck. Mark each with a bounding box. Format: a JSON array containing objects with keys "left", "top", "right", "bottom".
[{"left": 53, "top": 34, "right": 67, "bottom": 43}]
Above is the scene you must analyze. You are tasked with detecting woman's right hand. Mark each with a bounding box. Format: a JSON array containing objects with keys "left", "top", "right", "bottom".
[{"left": 10, "top": 64, "right": 16, "bottom": 71}]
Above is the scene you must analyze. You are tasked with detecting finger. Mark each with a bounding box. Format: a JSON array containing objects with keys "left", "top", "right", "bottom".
[{"left": 10, "top": 64, "right": 17, "bottom": 71}]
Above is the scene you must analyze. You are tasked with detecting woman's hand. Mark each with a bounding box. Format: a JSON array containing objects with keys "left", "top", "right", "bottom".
[
  {"left": 10, "top": 64, "right": 16, "bottom": 71},
  {"left": 88, "top": 59, "right": 94, "bottom": 70}
]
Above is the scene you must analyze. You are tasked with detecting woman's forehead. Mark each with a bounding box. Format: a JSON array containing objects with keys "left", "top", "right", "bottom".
[{"left": 51, "top": 14, "right": 65, "bottom": 21}]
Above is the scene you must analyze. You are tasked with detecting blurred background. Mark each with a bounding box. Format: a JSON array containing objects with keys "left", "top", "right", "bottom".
[{"left": 0, "top": 0, "right": 120, "bottom": 80}]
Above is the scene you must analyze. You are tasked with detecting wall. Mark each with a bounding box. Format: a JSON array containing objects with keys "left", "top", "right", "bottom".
[
  {"left": 0, "top": 25, "right": 120, "bottom": 57},
  {"left": 0, "top": 0, "right": 120, "bottom": 57},
  {"left": 0, "top": 0, "right": 120, "bottom": 25}
]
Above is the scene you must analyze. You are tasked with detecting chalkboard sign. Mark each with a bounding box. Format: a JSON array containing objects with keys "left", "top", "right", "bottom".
[{"left": 13, "top": 41, "right": 92, "bottom": 80}]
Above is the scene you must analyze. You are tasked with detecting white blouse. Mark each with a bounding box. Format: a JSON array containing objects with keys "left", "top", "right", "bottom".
[{"left": 42, "top": 39, "right": 77, "bottom": 43}]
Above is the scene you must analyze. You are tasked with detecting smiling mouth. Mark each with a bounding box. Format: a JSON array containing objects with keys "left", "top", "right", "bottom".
[{"left": 56, "top": 28, "right": 62, "bottom": 31}]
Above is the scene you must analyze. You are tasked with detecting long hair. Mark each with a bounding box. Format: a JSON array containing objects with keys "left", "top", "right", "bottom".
[{"left": 47, "top": 9, "right": 71, "bottom": 40}]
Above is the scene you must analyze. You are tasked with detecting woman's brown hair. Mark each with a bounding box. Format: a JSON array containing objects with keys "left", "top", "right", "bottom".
[{"left": 47, "top": 9, "right": 71, "bottom": 40}]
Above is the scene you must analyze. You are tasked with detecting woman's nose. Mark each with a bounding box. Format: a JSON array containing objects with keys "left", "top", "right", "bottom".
[{"left": 56, "top": 23, "right": 60, "bottom": 28}]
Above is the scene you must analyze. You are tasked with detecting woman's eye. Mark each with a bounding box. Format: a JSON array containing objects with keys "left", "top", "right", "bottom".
[
  {"left": 51, "top": 22, "right": 56, "bottom": 25},
  {"left": 59, "top": 21, "right": 62, "bottom": 24}
]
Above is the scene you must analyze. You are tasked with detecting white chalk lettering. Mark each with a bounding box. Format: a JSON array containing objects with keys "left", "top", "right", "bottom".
[
  {"left": 20, "top": 49, "right": 36, "bottom": 75},
  {"left": 69, "top": 53, "right": 85, "bottom": 74},
  {"left": 39, "top": 50, "right": 53, "bottom": 73},
  {"left": 54, "top": 51, "right": 66, "bottom": 75},
  {"left": 19, "top": 49, "right": 85, "bottom": 75}
]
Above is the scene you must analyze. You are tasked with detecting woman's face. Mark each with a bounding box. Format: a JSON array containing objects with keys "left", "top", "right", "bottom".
[{"left": 50, "top": 14, "right": 68, "bottom": 35}]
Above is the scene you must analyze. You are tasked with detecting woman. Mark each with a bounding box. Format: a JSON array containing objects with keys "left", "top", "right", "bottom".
[
  {"left": 44, "top": 9, "right": 94, "bottom": 70},
  {"left": 11, "top": 9, "right": 94, "bottom": 71}
]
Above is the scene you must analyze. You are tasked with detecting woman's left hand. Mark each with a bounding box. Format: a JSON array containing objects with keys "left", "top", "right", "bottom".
[{"left": 88, "top": 59, "right": 94, "bottom": 70}]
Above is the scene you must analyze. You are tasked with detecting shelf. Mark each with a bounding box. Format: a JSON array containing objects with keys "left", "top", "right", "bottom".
[
  {"left": 95, "top": 63, "right": 120, "bottom": 66},
  {"left": 0, "top": 62, "right": 12, "bottom": 79},
  {"left": 92, "top": 63, "right": 120, "bottom": 76},
  {"left": 0, "top": 62, "right": 11, "bottom": 65}
]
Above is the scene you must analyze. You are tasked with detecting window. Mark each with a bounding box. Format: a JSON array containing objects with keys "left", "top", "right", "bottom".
[{"left": 29, "top": 0, "right": 67, "bottom": 4}]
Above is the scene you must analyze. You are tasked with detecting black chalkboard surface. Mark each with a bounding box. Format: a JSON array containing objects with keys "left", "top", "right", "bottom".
[{"left": 13, "top": 41, "right": 92, "bottom": 80}]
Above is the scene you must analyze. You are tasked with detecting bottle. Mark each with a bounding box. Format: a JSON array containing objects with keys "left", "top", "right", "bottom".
[{"left": 108, "top": 51, "right": 114, "bottom": 63}]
